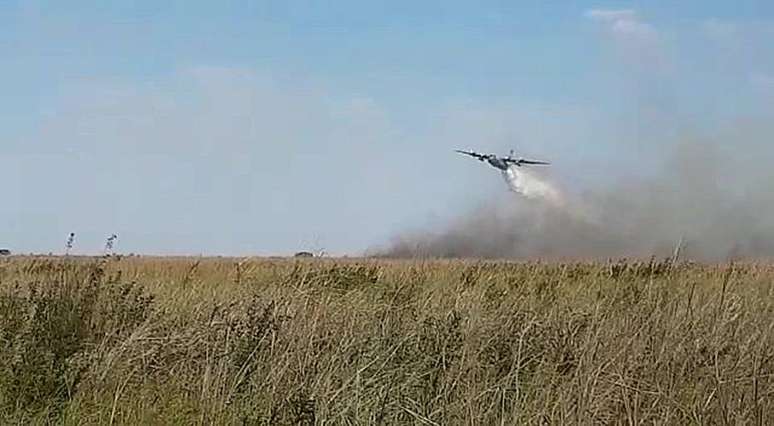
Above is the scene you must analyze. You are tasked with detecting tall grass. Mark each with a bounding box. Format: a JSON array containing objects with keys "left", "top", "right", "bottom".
[{"left": 0, "top": 256, "right": 773, "bottom": 424}]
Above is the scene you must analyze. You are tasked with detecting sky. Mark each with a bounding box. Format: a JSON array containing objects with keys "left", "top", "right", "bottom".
[{"left": 2, "top": 1, "right": 773, "bottom": 256}]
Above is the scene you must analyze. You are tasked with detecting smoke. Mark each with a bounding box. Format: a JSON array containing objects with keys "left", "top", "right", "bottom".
[
  {"left": 375, "top": 10, "right": 774, "bottom": 262},
  {"left": 379, "top": 136, "right": 774, "bottom": 261}
]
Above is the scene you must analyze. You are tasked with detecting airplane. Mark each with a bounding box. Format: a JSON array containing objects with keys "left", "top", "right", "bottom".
[{"left": 455, "top": 149, "right": 550, "bottom": 171}]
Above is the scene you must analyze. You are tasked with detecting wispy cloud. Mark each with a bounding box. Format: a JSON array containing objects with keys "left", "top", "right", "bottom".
[
  {"left": 585, "top": 9, "right": 637, "bottom": 21},
  {"left": 585, "top": 9, "right": 658, "bottom": 41},
  {"left": 584, "top": 9, "right": 665, "bottom": 71}
]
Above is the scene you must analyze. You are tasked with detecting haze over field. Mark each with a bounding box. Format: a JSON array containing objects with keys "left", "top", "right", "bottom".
[
  {"left": 2, "top": 2, "right": 773, "bottom": 258},
  {"left": 384, "top": 140, "right": 774, "bottom": 260},
  {"left": 380, "top": 9, "right": 774, "bottom": 261}
]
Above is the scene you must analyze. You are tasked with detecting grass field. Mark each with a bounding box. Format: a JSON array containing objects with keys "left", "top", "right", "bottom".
[{"left": 0, "top": 255, "right": 773, "bottom": 424}]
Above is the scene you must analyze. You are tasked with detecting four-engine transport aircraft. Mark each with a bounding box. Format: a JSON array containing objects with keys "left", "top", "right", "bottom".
[{"left": 455, "top": 149, "right": 550, "bottom": 171}]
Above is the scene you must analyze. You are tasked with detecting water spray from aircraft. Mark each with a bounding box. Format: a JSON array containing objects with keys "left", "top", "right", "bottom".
[
  {"left": 502, "top": 166, "right": 564, "bottom": 206},
  {"left": 454, "top": 148, "right": 563, "bottom": 205}
]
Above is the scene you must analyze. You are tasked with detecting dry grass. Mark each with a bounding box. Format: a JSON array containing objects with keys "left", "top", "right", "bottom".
[{"left": 1, "top": 255, "right": 773, "bottom": 424}]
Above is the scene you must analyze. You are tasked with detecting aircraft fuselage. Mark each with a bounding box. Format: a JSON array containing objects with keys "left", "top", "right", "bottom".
[{"left": 486, "top": 156, "right": 510, "bottom": 171}]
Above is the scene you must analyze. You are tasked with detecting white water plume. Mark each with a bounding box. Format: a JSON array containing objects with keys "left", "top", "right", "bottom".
[{"left": 502, "top": 166, "right": 564, "bottom": 206}]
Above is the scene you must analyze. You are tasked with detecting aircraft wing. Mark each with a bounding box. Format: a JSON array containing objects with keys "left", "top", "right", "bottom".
[
  {"left": 504, "top": 157, "right": 550, "bottom": 166},
  {"left": 518, "top": 159, "right": 551, "bottom": 165},
  {"left": 455, "top": 149, "right": 488, "bottom": 161}
]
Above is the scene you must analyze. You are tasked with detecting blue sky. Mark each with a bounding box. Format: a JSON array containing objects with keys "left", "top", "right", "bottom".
[{"left": 2, "top": 1, "right": 773, "bottom": 255}]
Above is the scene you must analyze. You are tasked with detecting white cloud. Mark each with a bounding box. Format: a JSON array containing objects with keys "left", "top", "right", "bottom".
[
  {"left": 584, "top": 8, "right": 665, "bottom": 71},
  {"left": 585, "top": 9, "right": 658, "bottom": 41},
  {"left": 585, "top": 9, "right": 638, "bottom": 24}
]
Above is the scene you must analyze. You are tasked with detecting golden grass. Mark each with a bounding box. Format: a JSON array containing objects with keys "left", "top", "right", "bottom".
[{"left": 0, "top": 255, "right": 773, "bottom": 424}]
